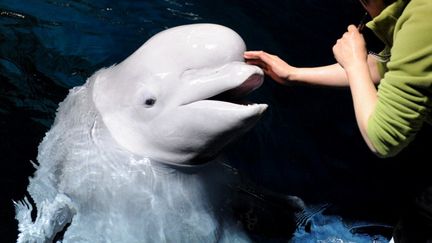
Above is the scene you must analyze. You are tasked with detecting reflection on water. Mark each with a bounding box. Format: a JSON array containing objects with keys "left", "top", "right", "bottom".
[{"left": 3, "top": 0, "right": 423, "bottom": 242}]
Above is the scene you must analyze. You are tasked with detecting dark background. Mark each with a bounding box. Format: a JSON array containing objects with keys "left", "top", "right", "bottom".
[{"left": 1, "top": 0, "right": 431, "bottom": 242}]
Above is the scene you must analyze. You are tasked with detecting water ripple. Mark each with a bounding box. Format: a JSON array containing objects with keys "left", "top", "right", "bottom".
[{"left": 166, "top": 8, "right": 201, "bottom": 21}]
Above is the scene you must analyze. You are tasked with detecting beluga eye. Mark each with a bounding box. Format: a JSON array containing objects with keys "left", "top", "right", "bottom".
[{"left": 144, "top": 98, "right": 156, "bottom": 107}]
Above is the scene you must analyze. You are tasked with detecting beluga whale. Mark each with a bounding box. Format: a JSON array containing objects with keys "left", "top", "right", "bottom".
[{"left": 15, "top": 23, "right": 267, "bottom": 242}]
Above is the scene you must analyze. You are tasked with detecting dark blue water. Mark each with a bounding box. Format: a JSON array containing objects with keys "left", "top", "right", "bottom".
[{"left": 2, "top": 0, "right": 431, "bottom": 242}]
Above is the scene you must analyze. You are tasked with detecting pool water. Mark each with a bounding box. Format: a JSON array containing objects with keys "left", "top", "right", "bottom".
[{"left": 2, "top": 0, "right": 431, "bottom": 242}]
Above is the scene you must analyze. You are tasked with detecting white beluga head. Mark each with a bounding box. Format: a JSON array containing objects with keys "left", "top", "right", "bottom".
[{"left": 92, "top": 23, "right": 267, "bottom": 164}]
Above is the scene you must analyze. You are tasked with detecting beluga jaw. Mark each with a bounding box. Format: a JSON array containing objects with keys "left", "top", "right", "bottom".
[{"left": 92, "top": 23, "right": 268, "bottom": 165}]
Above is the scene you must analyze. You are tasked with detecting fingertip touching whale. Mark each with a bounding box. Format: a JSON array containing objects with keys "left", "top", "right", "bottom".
[{"left": 15, "top": 23, "right": 267, "bottom": 242}]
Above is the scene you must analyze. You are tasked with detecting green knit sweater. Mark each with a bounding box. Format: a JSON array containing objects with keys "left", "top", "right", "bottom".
[{"left": 365, "top": 0, "right": 432, "bottom": 157}]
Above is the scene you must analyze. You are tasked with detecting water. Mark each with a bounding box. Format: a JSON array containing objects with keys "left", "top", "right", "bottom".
[{"left": 2, "top": 0, "right": 432, "bottom": 242}]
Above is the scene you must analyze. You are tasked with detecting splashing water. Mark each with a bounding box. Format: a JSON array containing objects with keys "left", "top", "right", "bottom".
[{"left": 293, "top": 211, "right": 390, "bottom": 243}]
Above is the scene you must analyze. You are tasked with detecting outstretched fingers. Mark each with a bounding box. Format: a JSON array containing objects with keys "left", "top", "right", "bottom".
[
  {"left": 244, "top": 51, "right": 273, "bottom": 63},
  {"left": 244, "top": 51, "right": 280, "bottom": 72}
]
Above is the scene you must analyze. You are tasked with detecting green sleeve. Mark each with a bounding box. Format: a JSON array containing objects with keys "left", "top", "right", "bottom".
[{"left": 367, "top": 0, "right": 432, "bottom": 157}]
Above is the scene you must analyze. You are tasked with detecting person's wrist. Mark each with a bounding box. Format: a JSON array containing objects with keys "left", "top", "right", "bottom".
[
  {"left": 344, "top": 59, "right": 368, "bottom": 73},
  {"left": 285, "top": 66, "right": 298, "bottom": 82},
  {"left": 345, "top": 61, "right": 369, "bottom": 82}
]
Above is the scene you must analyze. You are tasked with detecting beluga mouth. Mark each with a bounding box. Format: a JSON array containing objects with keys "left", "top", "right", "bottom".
[
  {"left": 179, "top": 61, "right": 266, "bottom": 112},
  {"left": 208, "top": 73, "right": 264, "bottom": 105}
]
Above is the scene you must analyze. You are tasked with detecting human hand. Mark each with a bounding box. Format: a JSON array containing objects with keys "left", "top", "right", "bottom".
[
  {"left": 244, "top": 51, "right": 295, "bottom": 85},
  {"left": 332, "top": 25, "right": 368, "bottom": 71}
]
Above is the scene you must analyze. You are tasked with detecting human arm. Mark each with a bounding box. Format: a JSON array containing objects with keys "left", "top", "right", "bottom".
[
  {"left": 244, "top": 40, "right": 382, "bottom": 153},
  {"left": 243, "top": 51, "right": 381, "bottom": 87},
  {"left": 332, "top": 25, "right": 378, "bottom": 154}
]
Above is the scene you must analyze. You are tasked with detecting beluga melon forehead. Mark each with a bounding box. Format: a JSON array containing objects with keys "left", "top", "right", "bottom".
[{"left": 119, "top": 23, "right": 247, "bottom": 74}]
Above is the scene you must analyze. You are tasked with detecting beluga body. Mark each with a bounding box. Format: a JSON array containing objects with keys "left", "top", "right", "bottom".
[{"left": 15, "top": 23, "right": 267, "bottom": 242}]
